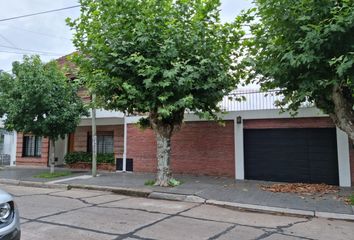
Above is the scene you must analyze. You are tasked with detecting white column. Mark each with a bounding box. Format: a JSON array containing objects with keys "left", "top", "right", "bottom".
[
  {"left": 235, "top": 117, "right": 244, "bottom": 180},
  {"left": 122, "top": 113, "right": 127, "bottom": 172},
  {"left": 336, "top": 128, "right": 351, "bottom": 187},
  {"left": 10, "top": 131, "right": 16, "bottom": 166}
]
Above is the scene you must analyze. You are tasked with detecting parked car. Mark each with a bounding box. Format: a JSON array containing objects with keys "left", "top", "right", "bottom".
[{"left": 0, "top": 189, "right": 20, "bottom": 240}]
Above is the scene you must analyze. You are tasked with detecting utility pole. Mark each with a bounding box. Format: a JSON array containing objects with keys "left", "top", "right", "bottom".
[
  {"left": 91, "top": 93, "right": 97, "bottom": 177},
  {"left": 122, "top": 112, "right": 127, "bottom": 172},
  {"left": 50, "top": 139, "right": 55, "bottom": 174}
]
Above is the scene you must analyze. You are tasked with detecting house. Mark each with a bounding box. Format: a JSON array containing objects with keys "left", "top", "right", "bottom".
[
  {"left": 0, "top": 118, "right": 16, "bottom": 166},
  {"left": 14, "top": 88, "right": 354, "bottom": 187},
  {"left": 13, "top": 56, "right": 354, "bottom": 187}
]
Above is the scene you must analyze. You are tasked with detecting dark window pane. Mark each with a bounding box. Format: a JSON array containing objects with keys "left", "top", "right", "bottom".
[
  {"left": 23, "top": 136, "right": 42, "bottom": 157},
  {"left": 87, "top": 131, "right": 114, "bottom": 154}
]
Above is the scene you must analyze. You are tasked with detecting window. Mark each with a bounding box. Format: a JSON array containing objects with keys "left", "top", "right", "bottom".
[
  {"left": 23, "top": 136, "right": 42, "bottom": 157},
  {"left": 87, "top": 131, "right": 114, "bottom": 154}
]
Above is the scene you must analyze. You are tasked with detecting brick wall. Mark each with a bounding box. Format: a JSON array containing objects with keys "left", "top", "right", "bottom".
[
  {"left": 127, "top": 121, "right": 235, "bottom": 177},
  {"left": 72, "top": 125, "right": 123, "bottom": 159},
  {"left": 77, "top": 87, "right": 91, "bottom": 103},
  {"left": 16, "top": 133, "right": 49, "bottom": 166},
  {"left": 349, "top": 140, "right": 354, "bottom": 185},
  {"left": 244, "top": 117, "right": 335, "bottom": 129}
]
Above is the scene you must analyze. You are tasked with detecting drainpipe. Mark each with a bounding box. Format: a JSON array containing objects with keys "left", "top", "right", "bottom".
[{"left": 122, "top": 112, "right": 127, "bottom": 172}]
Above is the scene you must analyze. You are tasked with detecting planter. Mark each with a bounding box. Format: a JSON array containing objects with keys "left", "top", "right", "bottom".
[{"left": 67, "top": 162, "right": 116, "bottom": 172}]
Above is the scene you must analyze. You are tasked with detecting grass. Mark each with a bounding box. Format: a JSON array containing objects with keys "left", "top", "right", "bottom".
[
  {"left": 349, "top": 195, "right": 354, "bottom": 205},
  {"left": 144, "top": 179, "right": 156, "bottom": 186},
  {"left": 144, "top": 178, "right": 184, "bottom": 187},
  {"left": 33, "top": 171, "right": 72, "bottom": 179},
  {"left": 168, "top": 178, "right": 183, "bottom": 187}
]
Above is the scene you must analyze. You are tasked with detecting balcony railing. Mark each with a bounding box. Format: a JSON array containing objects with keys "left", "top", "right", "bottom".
[
  {"left": 220, "top": 89, "right": 284, "bottom": 112},
  {"left": 220, "top": 89, "right": 315, "bottom": 112}
]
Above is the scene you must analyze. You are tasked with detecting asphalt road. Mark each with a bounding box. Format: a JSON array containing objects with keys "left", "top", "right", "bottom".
[{"left": 1, "top": 184, "right": 353, "bottom": 240}]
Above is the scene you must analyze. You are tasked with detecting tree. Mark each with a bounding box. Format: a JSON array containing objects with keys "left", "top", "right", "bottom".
[
  {"left": 240, "top": 0, "right": 354, "bottom": 140},
  {"left": 0, "top": 56, "right": 87, "bottom": 173},
  {"left": 68, "top": 0, "right": 244, "bottom": 186}
]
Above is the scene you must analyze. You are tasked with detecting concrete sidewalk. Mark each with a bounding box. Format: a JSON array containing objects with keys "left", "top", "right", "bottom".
[
  {"left": 0, "top": 166, "right": 88, "bottom": 182},
  {"left": 1, "top": 167, "right": 353, "bottom": 219}
]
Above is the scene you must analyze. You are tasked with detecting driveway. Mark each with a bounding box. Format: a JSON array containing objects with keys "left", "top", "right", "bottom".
[{"left": 1, "top": 184, "right": 353, "bottom": 240}]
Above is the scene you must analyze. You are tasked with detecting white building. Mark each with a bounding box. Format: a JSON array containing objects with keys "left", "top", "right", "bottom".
[{"left": 0, "top": 118, "right": 17, "bottom": 166}]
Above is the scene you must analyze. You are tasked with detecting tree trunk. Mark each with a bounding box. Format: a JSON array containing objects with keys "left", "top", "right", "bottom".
[
  {"left": 329, "top": 85, "right": 354, "bottom": 142},
  {"left": 155, "top": 131, "right": 172, "bottom": 187},
  {"left": 50, "top": 138, "right": 55, "bottom": 174},
  {"left": 149, "top": 110, "right": 184, "bottom": 187}
]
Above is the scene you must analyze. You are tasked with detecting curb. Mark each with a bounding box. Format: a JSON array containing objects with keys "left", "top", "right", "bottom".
[
  {"left": 148, "top": 192, "right": 206, "bottom": 203},
  {"left": 315, "top": 211, "right": 354, "bottom": 221},
  {"left": 206, "top": 200, "right": 315, "bottom": 218},
  {"left": 68, "top": 184, "right": 152, "bottom": 198},
  {"left": 0, "top": 178, "right": 68, "bottom": 190}
]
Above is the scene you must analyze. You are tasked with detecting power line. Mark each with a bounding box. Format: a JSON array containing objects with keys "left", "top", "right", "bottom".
[
  {"left": 0, "top": 44, "right": 64, "bottom": 56},
  {"left": 7, "top": 26, "right": 71, "bottom": 41},
  {"left": 0, "top": 49, "right": 63, "bottom": 56},
  {"left": 0, "top": 5, "right": 80, "bottom": 22},
  {"left": 0, "top": 33, "right": 16, "bottom": 47}
]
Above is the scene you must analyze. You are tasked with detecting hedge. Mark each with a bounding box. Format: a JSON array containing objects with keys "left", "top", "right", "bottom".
[{"left": 64, "top": 152, "right": 115, "bottom": 164}]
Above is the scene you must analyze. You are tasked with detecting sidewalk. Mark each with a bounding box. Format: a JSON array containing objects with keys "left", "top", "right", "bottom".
[
  {"left": 1, "top": 167, "right": 353, "bottom": 219},
  {"left": 0, "top": 166, "right": 88, "bottom": 182}
]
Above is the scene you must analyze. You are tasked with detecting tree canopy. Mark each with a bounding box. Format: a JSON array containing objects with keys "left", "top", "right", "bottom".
[
  {"left": 0, "top": 55, "right": 87, "bottom": 140},
  {"left": 241, "top": 0, "right": 354, "bottom": 139},
  {"left": 68, "top": 0, "right": 244, "bottom": 122},
  {"left": 68, "top": 0, "right": 245, "bottom": 185}
]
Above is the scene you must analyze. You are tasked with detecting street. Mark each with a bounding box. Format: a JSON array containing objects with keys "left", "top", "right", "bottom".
[{"left": 1, "top": 184, "right": 353, "bottom": 240}]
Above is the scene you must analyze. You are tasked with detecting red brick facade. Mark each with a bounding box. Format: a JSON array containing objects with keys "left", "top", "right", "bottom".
[
  {"left": 16, "top": 133, "right": 49, "bottom": 166},
  {"left": 71, "top": 125, "right": 124, "bottom": 159},
  {"left": 243, "top": 117, "right": 335, "bottom": 129},
  {"left": 127, "top": 121, "right": 235, "bottom": 177},
  {"left": 14, "top": 116, "right": 354, "bottom": 184},
  {"left": 349, "top": 140, "right": 354, "bottom": 185}
]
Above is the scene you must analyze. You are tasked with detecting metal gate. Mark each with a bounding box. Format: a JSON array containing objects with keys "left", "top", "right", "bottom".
[
  {"left": 244, "top": 128, "right": 339, "bottom": 185},
  {"left": 0, "top": 154, "right": 11, "bottom": 166}
]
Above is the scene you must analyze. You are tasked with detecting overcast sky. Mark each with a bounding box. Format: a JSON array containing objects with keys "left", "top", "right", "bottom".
[{"left": 0, "top": 0, "right": 253, "bottom": 72}]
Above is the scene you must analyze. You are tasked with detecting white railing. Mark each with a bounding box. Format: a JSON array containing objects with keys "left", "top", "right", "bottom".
[{"left": 220, "top": 89, "right": 284, "bottom": 112}]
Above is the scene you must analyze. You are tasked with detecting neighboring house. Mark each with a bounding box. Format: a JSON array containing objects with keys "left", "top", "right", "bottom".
[
  {"left": 13, "top": 56, "right": 354, "bottom": 187},
  {"left": 0, "top": 119, "right": 17, "bottom": 166}
]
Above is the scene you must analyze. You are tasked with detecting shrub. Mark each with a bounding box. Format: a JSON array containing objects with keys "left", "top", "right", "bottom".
[{"left": 64, "top": 152, "right": 115, "bottom": 164}]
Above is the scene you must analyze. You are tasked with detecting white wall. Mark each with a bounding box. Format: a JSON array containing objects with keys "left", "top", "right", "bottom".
[
  {"left": 0, "top": 130, "right": 16, "bottom": 166},
  {"left": 54, "top": 136, "right": 68, "bottom": 165}
]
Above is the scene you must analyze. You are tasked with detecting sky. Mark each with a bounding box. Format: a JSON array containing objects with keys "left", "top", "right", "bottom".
[{"left": 0, "top": 0, "right": 253, "bottom": 72}]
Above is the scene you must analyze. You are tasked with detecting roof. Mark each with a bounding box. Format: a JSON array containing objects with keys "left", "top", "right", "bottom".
[{"left": 56, "top": 52, "right": 78, "bottom": 79}]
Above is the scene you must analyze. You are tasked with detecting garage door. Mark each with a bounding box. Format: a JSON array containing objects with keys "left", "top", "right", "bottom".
[{"left": 244, "top": 128, "right": 339, "bottom": 185}]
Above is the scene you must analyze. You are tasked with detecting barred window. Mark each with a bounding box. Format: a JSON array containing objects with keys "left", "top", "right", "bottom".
[
  {"left": 23, "top": 136, "right": 42, "bottom": 157},
  {"left": 87, "top": 131, "right": 114, "bottom": 154}
]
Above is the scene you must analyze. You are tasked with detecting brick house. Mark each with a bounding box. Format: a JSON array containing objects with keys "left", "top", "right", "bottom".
[
  {"left": 14, "top": 88, "right": 354, "bottom": 187},
  {"left": 13, "top": 57, "right": 354, "bottom": 187}
]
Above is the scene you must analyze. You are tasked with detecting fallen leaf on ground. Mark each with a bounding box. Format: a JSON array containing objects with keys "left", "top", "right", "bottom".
[{"left": 260, "top": 183, "right": 338, "bottom": 195}]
